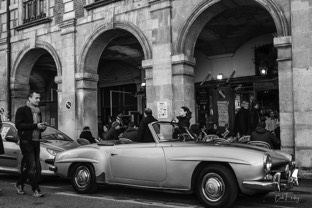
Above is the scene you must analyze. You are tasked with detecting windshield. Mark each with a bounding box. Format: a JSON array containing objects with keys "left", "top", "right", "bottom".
[
  {"left": 151, "top": 122, "right": 194, "bottom": 142},
  {"left": 41, "top": 127, "right": 73, "bottom": 142}
]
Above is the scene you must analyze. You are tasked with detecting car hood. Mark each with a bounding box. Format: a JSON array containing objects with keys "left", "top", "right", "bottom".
[{"left": 40, "top": 140, "right": 80, "bottom": 152}]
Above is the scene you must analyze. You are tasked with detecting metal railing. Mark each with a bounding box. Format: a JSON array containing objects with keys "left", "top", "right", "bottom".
[{"left": 23, "top": 0, "right": 46, "bottom": 24}]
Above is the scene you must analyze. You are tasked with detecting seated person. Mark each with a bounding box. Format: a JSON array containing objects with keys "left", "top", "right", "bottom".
[
  {"left": 105, "top": 122, "right": 121, "bottom": 140},
  {"left": 122, "top": 122, "right": 138, "bottom": 142},
  {"left": 250, "top": 122, "right": 280, "bottom": 149},
  {"left": 79, "top": 126, "right": 97, "bottom": 143}
]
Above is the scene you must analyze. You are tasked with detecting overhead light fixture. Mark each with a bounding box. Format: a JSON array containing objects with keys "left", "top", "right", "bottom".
[
  {"left": 260, "top": 67, "right": 267, "bottom": 75},
  {"left": 217, "top": 73, "right": 223, "bottom": 80},
  {"left": 141, "top": 82, "right": 146, "bottom": 87}
]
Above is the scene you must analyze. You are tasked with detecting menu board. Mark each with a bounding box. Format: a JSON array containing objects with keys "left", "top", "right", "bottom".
[{"left": 217, "top": 101, "right": 229, "bottom": 127}]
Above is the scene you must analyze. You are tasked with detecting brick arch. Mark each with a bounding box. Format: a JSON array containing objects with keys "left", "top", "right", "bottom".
[
  {"left": 79, "top": 21, "right": 152, "bottom": 74},
  {"left": 12, "top": 41, "right": 62, "bottom": 85},
  {"left": 174, "top": 0, "right": 289, "bottom": 56}
]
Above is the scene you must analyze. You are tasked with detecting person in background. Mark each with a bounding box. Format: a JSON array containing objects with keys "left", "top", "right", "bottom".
[
  {"left": 250, "top": 121, "right": 280, "bottom": 149},
  {"left": 0, "top": 115, "right": 4, "bottom": 194},
  {"left": 122, "top": 122, "right": 138, "bottom": 142},
  {"left": 221, "top": 123, "right": 230, "bottom": 139},
  {"left": 14, "top": 90, "right": 47, "bottom": 197},
  {"left": 234, "top": 100, "right": 250, "bottom": 138},
  {"left": 137, "top": 108, "right": 157, "bottom": 143},
  {"left": 173, "top": 106, "right": 192, "bottom": 139},
  {"left": 265, "top": 110, "right": 279, "bottom": 133},
  {"left": 249, "top": 101, "right": 260, "bottom": 134},
  {"left": 79, "top": 126, "right": 97, "bottom": 144},
  {"left": 207, "top": 123, "right": 220, "bottom": 136},
  {"left": 98, "top": 117, "right": 104, "bottom": 139},
  {"left": 105, "top": 122, "right": 121, "bottom": 140}
]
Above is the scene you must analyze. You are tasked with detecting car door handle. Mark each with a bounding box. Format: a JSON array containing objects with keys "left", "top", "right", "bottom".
[{"left": 111, "top": 153, "right": 118, "bottom": 156}]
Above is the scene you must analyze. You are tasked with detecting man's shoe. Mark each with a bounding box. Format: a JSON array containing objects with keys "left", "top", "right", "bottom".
[
  {"left": 32, "top": 190, "right": 44, "bottom": 198},
  {"left": 14, "top": 184, "right": 25, "bottom": 195}
]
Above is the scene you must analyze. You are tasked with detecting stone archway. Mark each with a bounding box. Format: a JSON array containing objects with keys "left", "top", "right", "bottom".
[
  {"left": 174, "top": 0, "right": 289, "bottom": 57},
  {"left": 173, "top": 0, "right": 293, "bottom": 154},
  {"left": 76, "top": 21, "right": 152, "bottom": 137},
  {"left": 11, "top": 42, "right": 61, "bottom": 126}
]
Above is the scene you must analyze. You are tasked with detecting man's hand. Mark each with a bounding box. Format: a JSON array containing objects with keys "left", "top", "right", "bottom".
[{"left": 37, "top": 122, "right": 47, "bottom": 130}]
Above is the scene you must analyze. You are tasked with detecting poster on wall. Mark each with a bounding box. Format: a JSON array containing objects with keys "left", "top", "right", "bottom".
[
  {"left": 157, "top": 102, "right": 168, "bottom": 119},
  {"left": 217, "top": 101, "right": 229, "bottom": 127}
]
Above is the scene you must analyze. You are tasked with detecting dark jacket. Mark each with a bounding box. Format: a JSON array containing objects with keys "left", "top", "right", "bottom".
[
  {"left": 122, "top": 126, "right": 138, "bottom": 142},
  {"left": 105, "top": 127, "right": 119, "bottom": 140},
  {"left": 79, "top": 130, "right": 96, "bottom": 143},
  {"left": 0, "top": 116, "right": 4, "bottom": 154},
  {"left": 249, "top": 108, "right": 260, "bottom": 134},
  {"left": 251, "top": 126, "right": 280, "bottom": 149},
  {"left": 15, "top": 105, "right": 43, "bottom": 141},
  {"left": 173, "top": 116, "right": 191, "bottom": 138},
  {"left": 137, "top": 115, "right": 157, "bottom": 143},
  {"left": 234, "top": 107, "right": 249, "bottom": 136}
]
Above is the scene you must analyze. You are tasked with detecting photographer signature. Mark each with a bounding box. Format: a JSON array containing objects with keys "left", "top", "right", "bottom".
[{"left": 275, "top": 192, "right": 300, "bottom": 203}]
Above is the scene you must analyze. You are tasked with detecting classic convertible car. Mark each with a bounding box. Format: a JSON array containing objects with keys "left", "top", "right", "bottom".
[{"left": 49, "top": 121, "right": 299, "bottom": 208}]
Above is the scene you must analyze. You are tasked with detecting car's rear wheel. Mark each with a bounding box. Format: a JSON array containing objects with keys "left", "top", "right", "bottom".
[
  {"left": 196, "top": 164, "right": 238, "bottom": 208},
  {"left": 71, "top": 163, "right": 97, "bottom": 194}
]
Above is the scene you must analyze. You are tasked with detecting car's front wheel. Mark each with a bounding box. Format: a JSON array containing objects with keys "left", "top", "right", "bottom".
[
  {"left": 196, "top": 164, "right": 238, "bottom": 208},
  {"left": 71, "top": 163, "right": 97, "bottom": 194}
]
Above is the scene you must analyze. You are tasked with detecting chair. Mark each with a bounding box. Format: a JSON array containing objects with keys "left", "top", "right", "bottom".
[
  {"left": 238, "top": 135, "right": 251, "bottom": 143},
  {"left": 213, "top": 138, "right": 230, "bottom": 144},
  {"left": 203, "top": 134, "right": 219, "bottom": 142},
  {"left": 77, "top": 138, "right": 90, "bottom": 145},
  {"left": 247, "top": 141, "right": 271, "bottom": 149}
]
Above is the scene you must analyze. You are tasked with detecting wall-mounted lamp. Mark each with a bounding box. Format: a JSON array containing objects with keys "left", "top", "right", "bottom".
[
  {"left": 141, "top": 82, "right": 146, "bottom": 87},
  {"left": 217, "top": 73, "right": 223, "bottom": 80},
  {"left": 260, "top": 67, "right": 267, "bottom": 75}
]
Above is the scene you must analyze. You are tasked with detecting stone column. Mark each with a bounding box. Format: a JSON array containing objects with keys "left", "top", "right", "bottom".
[
  {"left": 148, "top": 0, "right": 174, "bottom": 120},
  {"left": 0, "top": 38, "right": 8, "bottom": 121},
  {"left": 75, "top": 72, "right": 99, "bottom": 138},
  {"left": 172, "top": 54, "right": 196, "bottom": 124},
  {"left": 10, "top": 84, "right": 30, "bottom": 121},
  {"left": 274, "top": 36, "right": 294, "bottom": 154},
  {"left": 291, "top": 0, "right": 312, "bottom": 178},
  {"left": 58, "top": 19, "right": 77, "bottom": 139}
]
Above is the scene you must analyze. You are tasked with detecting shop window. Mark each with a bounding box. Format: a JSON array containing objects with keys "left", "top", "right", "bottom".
[{"left": 22, "top": 0, "right": 46, "bottom": 24}]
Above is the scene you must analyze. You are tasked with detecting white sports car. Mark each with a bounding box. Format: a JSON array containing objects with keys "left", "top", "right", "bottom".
[{"left": 49, "top": 121, "right": 299, "bottom": 208}]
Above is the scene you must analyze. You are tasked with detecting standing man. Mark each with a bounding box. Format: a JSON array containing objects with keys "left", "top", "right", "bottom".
[
  {"left": 137, "top": 108, "right": 157, "bottom": 143},
  {"left": 14, "top": 90, "right": 47, "bottom": 197},
  {"left": 0, "top": 114, "right": 4, "bottom": 194},
  {"left": 249, "top": 101, "right": 260, "bottom": 134},
  {"left": 234, "top": 100, "right": 250, "bottom": 137}
]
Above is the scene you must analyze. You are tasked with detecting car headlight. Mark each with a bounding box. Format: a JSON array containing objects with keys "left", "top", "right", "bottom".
[
  {"left": 263, "top": 153, "right": 272, "bottom": 174},
  {"left": 46, "top": 148, "right": 58, "bottom": 156}
]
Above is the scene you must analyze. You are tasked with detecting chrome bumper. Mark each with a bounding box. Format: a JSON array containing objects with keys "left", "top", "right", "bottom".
[{"left": 243, "top": 169, "right": 299, "bottom": 192}]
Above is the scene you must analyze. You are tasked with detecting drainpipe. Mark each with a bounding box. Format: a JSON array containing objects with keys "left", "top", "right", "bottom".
[{"left": 6, "top": 0, "right": 11, "bottom": 121}]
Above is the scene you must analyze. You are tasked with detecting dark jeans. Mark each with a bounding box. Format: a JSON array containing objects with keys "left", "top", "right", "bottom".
[{"left": 17, "top": 140, "right": 41, "bottom": 192}]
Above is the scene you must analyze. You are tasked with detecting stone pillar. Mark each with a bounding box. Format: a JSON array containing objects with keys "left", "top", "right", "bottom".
[
  {"left": 10, "top": 84, "right": 30, "bottom": 122},
  {"left": 58, "top": 19, "right": 77, "bottom": 139},
  {"left": 274, "top": 36, "right": 294, "bottom": 155},
  {"left": 172, "top": 54, "right": 196, "bottom": 124},
  {"left": 75, "top": 72, "right": 99, "bottom": 138},
  {"left": 0, "top": 39, "right": 8, "bottom": 121},
  {"left": 291, "top": 0, "right": 312, "bottom": 178},
  {"left": 148, "top": 0, "right": 174, "bottom": 120}
]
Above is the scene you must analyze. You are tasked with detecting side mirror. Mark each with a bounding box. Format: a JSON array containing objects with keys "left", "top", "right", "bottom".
[{"left": 6, "top": 135, "right": 19, "bottom": 143}]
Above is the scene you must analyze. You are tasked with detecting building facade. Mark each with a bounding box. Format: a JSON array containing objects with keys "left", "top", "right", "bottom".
[{"left": 0, "top": 0, "right": 311, "bottom": 178}]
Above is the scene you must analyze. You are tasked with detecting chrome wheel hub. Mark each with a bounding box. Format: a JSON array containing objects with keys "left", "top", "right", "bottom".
[
  {"left": 202, "top": 173, "right": 225, "bottom": 202},
  {"left": 75, "top": 167, "right": 90, "bottom": 189}
]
